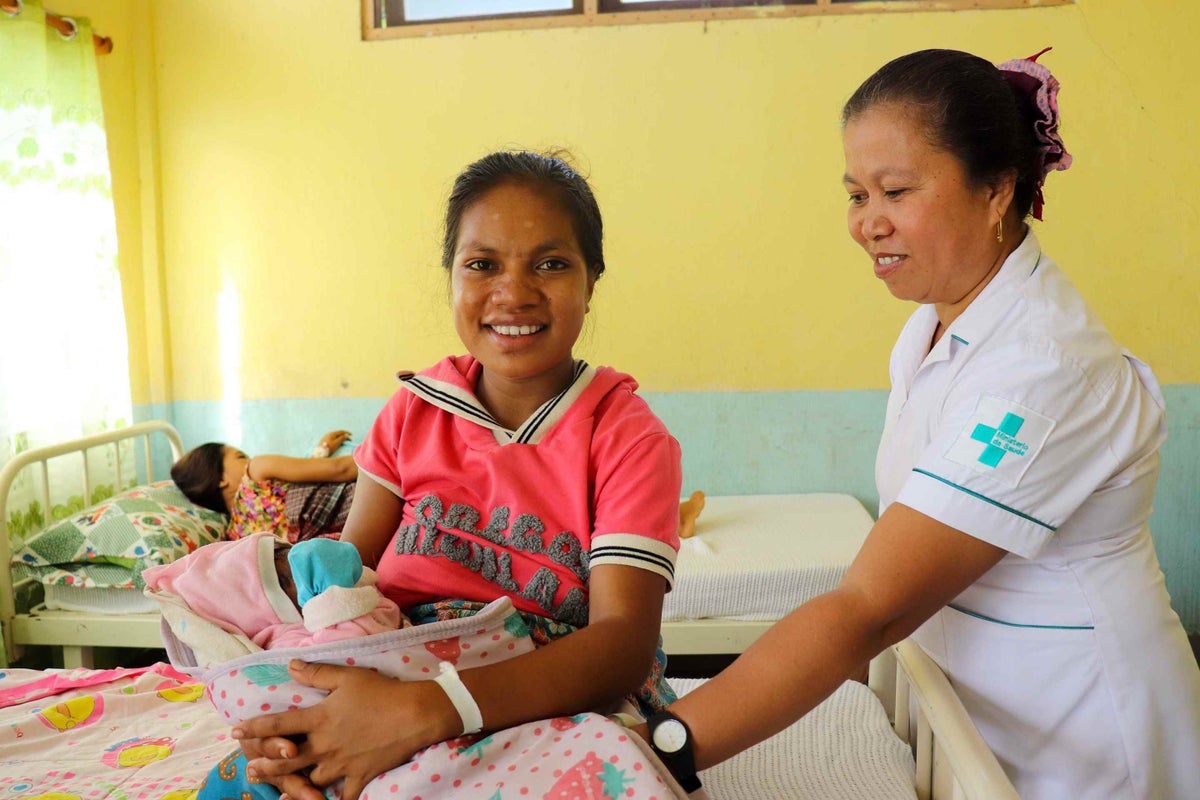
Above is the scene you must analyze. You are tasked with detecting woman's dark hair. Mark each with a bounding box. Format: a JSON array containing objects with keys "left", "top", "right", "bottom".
[
  {"left": 842, "top": 49, "right": 1042, "bottom": 220},
  {"left": 441, "top": 150, "right": 605, "bottom": 277},
  {"left": 170, "top": 442, "right": 229, "bottom": 515}
]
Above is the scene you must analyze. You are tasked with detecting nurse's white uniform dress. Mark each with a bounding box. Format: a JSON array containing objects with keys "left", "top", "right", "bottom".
[{"left": 876, "top": 231, "right": 1200, "bottom": 799}]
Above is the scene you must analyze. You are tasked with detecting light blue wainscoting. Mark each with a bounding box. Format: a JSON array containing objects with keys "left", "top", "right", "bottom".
[{"left": 136, "top": 384, "right": 1200, "bottom": 633}]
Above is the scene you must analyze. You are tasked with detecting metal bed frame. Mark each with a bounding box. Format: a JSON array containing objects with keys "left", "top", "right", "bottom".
[{"left": 0, "top": 420, "right": 183, "bottom": 668}]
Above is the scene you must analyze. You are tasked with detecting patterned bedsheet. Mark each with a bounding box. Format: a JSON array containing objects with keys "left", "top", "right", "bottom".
[
  {"left": 0, "top": 662, "right": 691, "bottom": 800},
  {"left": 0, "top": 664, "right": 228, "bottom": 797}
]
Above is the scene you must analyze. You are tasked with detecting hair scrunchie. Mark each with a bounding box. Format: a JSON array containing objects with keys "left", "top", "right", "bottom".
[{"left": 997, "top": 46, "right": 1073, "bottom": 221}]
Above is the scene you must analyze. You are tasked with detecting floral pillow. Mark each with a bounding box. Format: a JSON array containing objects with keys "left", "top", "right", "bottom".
[{"left": 11, "top": 481, "right": 226, "bottom": 589}]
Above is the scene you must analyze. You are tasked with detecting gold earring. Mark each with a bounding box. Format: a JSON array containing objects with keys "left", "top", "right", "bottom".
[{"left": 996, "top": 219, "right": 1003, "bottom": 244}]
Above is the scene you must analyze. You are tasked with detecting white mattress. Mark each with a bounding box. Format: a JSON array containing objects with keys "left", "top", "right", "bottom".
[
  {"left": 42, "top": 583, "right": 158, "bottom": 614},
  {"left": 664, "top": 493, "right": 874, "bottom": 622},
  {"left": 668, "top": 677, "right": 915, "bottom": 800}
]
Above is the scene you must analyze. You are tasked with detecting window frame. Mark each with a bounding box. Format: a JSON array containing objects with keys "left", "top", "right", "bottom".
[{"left": 362, "top": 0, "right": 1072, "bottom": 40}]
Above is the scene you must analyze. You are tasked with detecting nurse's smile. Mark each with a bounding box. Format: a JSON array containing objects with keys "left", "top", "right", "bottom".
[{"left": 873, "top": 253, "right": 905, "bottom": 279}]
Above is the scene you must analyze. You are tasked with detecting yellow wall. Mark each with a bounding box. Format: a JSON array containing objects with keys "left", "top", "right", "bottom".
[{"left": 84, "top": 0, "right": 1200, "bottom": 402}]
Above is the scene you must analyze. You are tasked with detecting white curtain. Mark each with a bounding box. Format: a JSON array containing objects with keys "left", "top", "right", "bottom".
[{"left": 0, "top": 0, "right": 133, "bottom": 545}]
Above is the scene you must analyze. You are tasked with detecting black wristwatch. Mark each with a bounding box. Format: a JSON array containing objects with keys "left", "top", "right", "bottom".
[{"left": 647, "top": 710, "right": 702, "bottom": 793}]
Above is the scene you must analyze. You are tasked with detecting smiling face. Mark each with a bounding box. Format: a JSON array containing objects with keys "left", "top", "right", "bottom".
[
  {"left": 843, "top": 103, "right": 1013, "bottom": 318},
  {"left": 451, "top": 180, "right": 596, "bottom": 420}
]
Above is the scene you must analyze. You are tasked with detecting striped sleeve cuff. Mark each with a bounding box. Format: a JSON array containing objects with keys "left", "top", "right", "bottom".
[{"left": 589, "top": 534, "right": 677, "bottom": 590}]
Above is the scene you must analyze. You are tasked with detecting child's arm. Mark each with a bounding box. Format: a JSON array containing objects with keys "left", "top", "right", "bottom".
[
  {"left": 248, "top": 454, "right": 357, "bottom": 484},
  {"left": 311, "top": 430, "right": 353, "bottom": 458}
]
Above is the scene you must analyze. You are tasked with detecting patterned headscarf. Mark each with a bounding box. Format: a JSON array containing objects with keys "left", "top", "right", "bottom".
[{"left": 997, "top": 47, "right": 1073, "bottom": 220}]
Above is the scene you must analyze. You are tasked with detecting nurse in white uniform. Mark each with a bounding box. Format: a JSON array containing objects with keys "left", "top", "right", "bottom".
[{"left": 635, "top": 49, "right": 1200, "bottom": 799}]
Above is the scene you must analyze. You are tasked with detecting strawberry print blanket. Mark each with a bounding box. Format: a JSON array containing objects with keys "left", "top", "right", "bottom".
[{"left": 199, "top": 597, "right": 699, "bottom": 800}]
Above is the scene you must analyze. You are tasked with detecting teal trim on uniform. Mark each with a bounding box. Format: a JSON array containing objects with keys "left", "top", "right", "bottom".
[
  {"left": 911, "top": 468, "right": 1057, "bottom": 531},
  {"left": 1030, "top": 252, "right": 1043, "bottom": 275},
  {"left": 948, "top": 603, "right": 1093, "bottom": 630},
  {"left": 950, "top": 334, "right": 969, "bottom": 346},
  {"left": 133, "top": 382, "right": 1200, "bottom": 633}
]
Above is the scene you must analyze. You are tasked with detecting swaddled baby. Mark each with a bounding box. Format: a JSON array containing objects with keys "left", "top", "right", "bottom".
[{"left": 144, "top": 532, "right": 406, "bottom": 667}]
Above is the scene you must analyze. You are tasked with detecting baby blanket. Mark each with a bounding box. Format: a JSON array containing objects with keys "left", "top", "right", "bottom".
[{"left": 199, "top": 597, "right": 700, "bottom": 800}]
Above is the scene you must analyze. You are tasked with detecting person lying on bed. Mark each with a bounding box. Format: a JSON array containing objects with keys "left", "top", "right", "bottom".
[
  {"left": 223, "top": 150, "right": 683, "bottom": 800},
  {"left": 171, "top": 430, "right": 358, "bottom": 543},
  {"left": 144, "top": 533, "right": 406, "bottom": 666}
]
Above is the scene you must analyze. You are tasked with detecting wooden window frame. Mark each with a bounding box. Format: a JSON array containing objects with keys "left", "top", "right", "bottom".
[{"left": 363, "top": 0, "right": 1072, "bottom": 41}]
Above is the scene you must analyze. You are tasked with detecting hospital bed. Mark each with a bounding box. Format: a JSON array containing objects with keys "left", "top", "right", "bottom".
[
  {"left": 0, "top": 422, "right": 1018, "bottom": 798},
  {"left": 0, "top": 420, "right": 183, "bottom": 669},
  {"left": 662, "top": 492, "right": 875, "bottom": 657}
]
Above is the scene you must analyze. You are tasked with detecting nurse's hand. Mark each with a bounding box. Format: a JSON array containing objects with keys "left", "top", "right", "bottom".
[{"left": 233, "top": 660, "right": 461, "bottom": 800}]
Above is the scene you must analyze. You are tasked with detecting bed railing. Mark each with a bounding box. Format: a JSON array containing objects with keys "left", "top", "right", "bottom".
[
  {"left": 888, "top": 640, "right": 1019, "bottom": 800},
  {"left": 0, "top": 421, "right": 184, "bottom": 667}
]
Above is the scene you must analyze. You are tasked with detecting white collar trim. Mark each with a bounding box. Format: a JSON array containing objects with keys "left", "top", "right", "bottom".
[{"left": 400, "top": 360, "right": 595, "bottom": 446}]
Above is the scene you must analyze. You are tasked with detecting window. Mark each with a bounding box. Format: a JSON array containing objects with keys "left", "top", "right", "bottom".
[{"left": 363, "top": 0, "right": 1071, "bottom": 39}]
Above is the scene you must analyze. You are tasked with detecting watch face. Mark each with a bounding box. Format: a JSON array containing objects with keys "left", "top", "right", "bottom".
[{"left": 652, "top": 718, "right": 688, "bottom": 754}]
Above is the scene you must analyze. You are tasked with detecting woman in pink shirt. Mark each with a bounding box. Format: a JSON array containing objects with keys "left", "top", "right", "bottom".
[{"left": 230, "top": 151, "right": 684, "bottom": 800}]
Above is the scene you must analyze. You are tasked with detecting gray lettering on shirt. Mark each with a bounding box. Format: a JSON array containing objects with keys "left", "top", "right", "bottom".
[
  {"left": 509, "top": 514, "right": 545, "bottom": 554},
  {"left": 393, "top": 522, "right": 420, "bottom": 554},
  {"left": 492, "top": 549, "right": 520, "bottom": 593},
  {"left": 476, "top": 505, "right": 511, "bottom": 546},
  {"left": 553, "top": 586, "right": 588, "bottom": 628},
  {"left": 439, "top": 532, "right": 472, "bottom": 564},
  {"left": 389, "top": 493, "right": 587, "bottom": 621},
  {"left": 412, "top": 495, "right": 444, "bottom": 557},
  {"left": 442, "top": 503, "right": 481, "bottom": 536},
  {"left": 522, "top": 569, "right": 588, "bottom": 627},
  {"left": 546, "top": 531, "right": 589, "bottom": 583},
  {"left": 521, "top": 567, "right": 562, "bottom": 615}
]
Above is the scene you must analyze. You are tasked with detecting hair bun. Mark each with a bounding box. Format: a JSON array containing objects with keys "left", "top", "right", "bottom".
[{"left": 997, "top": 47, "right": 1072, "bottom": 220}]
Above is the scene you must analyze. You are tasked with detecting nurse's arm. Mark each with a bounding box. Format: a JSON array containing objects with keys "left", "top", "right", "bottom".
[{"left": 663, "top": 501, "right": 1007, "bottom": 771}]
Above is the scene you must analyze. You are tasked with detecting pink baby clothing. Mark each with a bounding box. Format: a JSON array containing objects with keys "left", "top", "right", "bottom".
[
  {"left": 143, "top": 533, "right": 402, "bottom": 665},
  {"left": 355, "top": 356, "right": 683, "bottom": 628}
]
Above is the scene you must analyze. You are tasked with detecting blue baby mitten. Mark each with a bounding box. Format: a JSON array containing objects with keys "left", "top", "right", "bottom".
[{"left": 287, "top": 538, "right": 364, "bottom": 608}]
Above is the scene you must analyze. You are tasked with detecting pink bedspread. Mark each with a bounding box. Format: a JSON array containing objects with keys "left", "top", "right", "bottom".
[
  {"left": 0, "top": 664, "right": 227, "bottom": 795},
  {"left": 0, "top": 661, "right": 695, "bottom": 800}
]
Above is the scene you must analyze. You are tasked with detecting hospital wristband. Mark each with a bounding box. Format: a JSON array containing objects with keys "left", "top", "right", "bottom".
[{"left": 433, "top": 660, "right": 483, "bottom": 735}]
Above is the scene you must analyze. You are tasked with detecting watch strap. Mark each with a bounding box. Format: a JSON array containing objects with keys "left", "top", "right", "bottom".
[{"left": 647, "top": 711, "right": 702, "bottom": 793}]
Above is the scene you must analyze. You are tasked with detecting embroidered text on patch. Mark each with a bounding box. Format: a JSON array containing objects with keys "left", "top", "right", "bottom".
[{"left": 944, "top": 395, "right": 1056, "bottom": 488}]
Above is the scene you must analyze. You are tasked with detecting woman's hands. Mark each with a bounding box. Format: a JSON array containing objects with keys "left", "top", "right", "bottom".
[
  {"left": 236, "top": 734, "right": 321, "bottom": 800},
  {"left": 317, "top": 430, "right": 353, "bottom": 456},
  {"left": 234, "top": 660, "right": 461, "bottom": 800}
]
